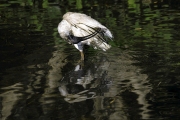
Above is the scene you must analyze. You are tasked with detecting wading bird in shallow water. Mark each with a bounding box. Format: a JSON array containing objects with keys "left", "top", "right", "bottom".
[{"left": 58, "top": 12, "right": 113, "bottom": 61}]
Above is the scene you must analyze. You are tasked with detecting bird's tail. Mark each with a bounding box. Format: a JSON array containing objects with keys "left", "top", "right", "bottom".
[
  {"left": 91, "top": 38, "right": 111, "bottom": 51},
  {"left": 104, "top": 29, "right": 113, "bottom": 39}
]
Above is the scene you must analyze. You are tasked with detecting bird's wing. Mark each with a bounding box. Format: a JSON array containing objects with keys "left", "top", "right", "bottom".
[
  {"left": 63, "top": 12, "right": 102, "bottom": 28},
  {"left": 59, "top": 12, "right": 113, "bottom": 51},
  {"left": 58, "top": 17, "right": 103, "bottom": 43},
  {"left": 63, "top": 12, "right": 113, "bottom": 39}
]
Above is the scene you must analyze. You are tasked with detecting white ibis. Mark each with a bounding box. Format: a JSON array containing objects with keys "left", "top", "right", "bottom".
[{"left": 57, "top": 12, "right": 113, "bottom": 61}]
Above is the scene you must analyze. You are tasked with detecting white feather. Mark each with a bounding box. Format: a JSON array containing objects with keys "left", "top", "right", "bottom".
[{"left": 58, "top": 12, "right": 113, "bottom": 51}]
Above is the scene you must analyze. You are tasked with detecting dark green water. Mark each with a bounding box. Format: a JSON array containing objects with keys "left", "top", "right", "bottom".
[{"left": 1, "top": 0, "right": 180, "bottom": 120}]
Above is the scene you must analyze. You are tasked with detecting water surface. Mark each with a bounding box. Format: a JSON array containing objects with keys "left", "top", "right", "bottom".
[{"left": 1, "top": 0, "right": 180, "bottom": 120}]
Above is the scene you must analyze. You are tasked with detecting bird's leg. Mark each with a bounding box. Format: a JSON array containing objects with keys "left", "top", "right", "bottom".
[{"left": 80, "top": 51, "right": 84, "bottom": 61}]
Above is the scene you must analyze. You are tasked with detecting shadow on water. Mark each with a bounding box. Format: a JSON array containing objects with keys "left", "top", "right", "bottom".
[{"left": 1, "top": 0, "right": 180, "bottom": 120}]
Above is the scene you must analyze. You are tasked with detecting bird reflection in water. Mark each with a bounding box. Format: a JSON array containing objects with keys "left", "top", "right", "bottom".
[{"left": 58, "top": 55, "right": 112, "bottom": 103}]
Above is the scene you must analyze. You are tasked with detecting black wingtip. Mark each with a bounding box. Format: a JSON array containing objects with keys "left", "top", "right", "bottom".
[{"left": 67, "top": 27, "right": 103, "bottom": 44}]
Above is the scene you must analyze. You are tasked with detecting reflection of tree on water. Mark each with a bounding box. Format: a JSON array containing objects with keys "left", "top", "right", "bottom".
[{"left": 59, "top": 54, "right": 112, "bottom": 103}]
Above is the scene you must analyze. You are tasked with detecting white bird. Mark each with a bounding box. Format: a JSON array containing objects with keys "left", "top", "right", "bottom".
[{"left": 58, "top": 12, "right": 113, "bottom": 61}]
